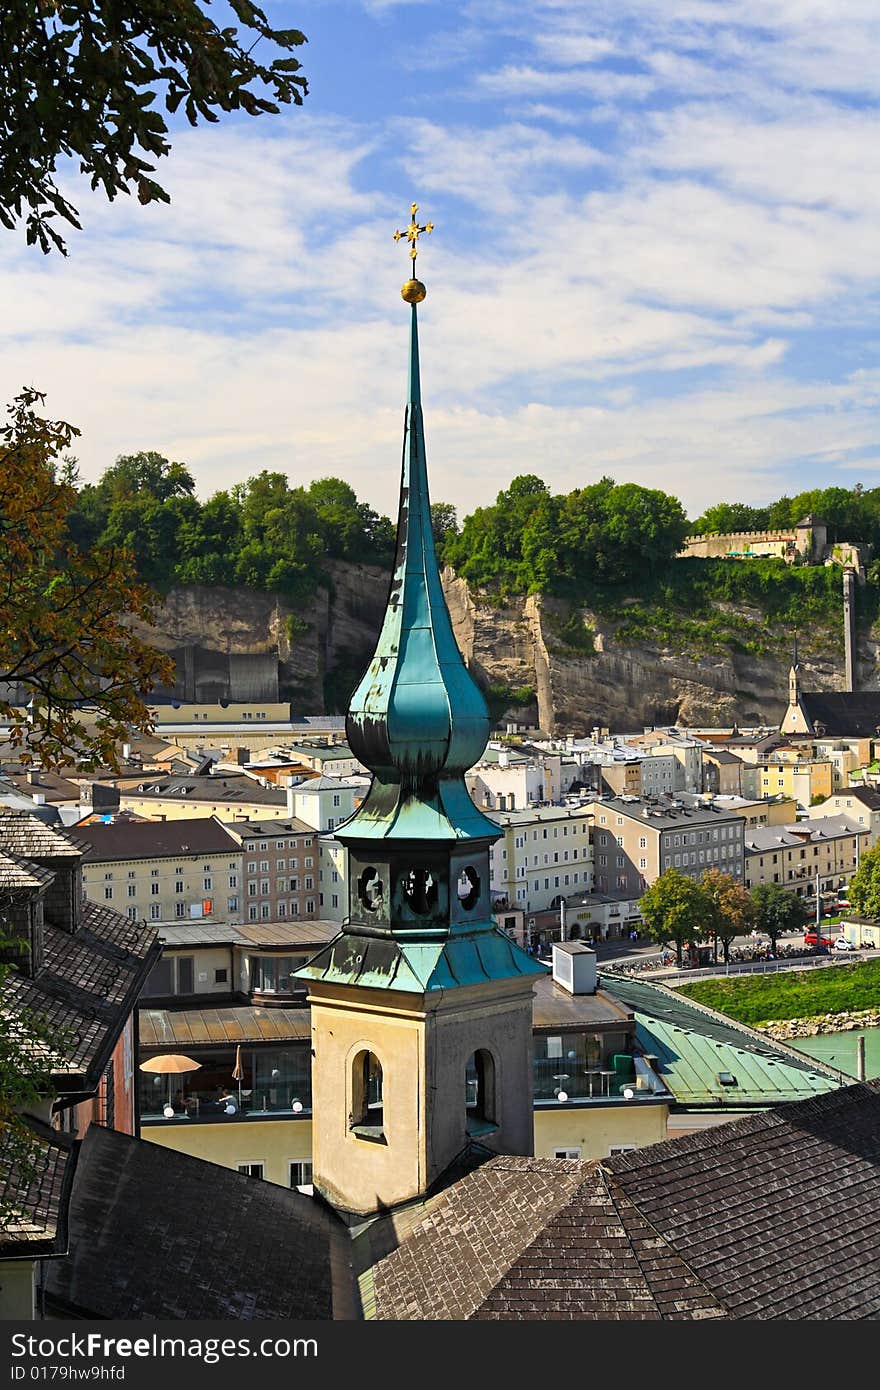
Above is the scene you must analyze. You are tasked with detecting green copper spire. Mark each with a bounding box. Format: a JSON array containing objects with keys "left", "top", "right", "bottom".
[
  {"left": 296, "top": 206, "right": 543, "bottom": 991},
  {"left": 344, "top": 296, "right": 497, "bottom": 841}
]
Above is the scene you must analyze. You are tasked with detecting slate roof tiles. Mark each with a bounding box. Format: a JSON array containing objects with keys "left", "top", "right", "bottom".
[{"left": 370, "top": 1080, "right": 880, "bottom": 1320}]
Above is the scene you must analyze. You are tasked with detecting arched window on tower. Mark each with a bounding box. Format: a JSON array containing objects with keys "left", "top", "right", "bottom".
[
  {"left": 349, "top": 1050, "right": 385, "bottom": 1141},
  {"left": 465, "top": 1049, "right": 497, "bottom": 1135}
]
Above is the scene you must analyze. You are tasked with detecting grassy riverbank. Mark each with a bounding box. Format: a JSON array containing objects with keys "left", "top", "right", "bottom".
[{"left": 678, "top": 959, "right": 880, "bottom": 1027}]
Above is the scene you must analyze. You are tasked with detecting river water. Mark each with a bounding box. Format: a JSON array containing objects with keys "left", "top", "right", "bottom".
[{"left": 789, "top": 1024, "right": 880, "bottom": 1079}]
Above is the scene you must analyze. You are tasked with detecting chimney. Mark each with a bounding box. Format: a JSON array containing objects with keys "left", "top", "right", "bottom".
[
  {"left": 551, "top": 941, "right": 597, "bottom": 995},
  {"left": 122, "top": 741, "right": 132, "bottom": 761},
  {"left": 234, "top": 747, "right": 250, "bottom": 766},
  {"left": 32, "top": 793, "right": 46, "bottom": 806},
  {"left": 26, "top": 769, "right": 41, "bottom": 785}
]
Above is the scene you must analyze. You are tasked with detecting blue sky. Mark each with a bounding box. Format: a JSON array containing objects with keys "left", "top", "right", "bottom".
[{"left": 3, "top": 0, "right": 880, "bottom": 521}]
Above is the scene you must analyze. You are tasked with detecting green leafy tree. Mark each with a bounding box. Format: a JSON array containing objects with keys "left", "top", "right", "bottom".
[
  {"left": 306, "top": 477, "right": 394, "bottom": 567},
  {"left": 176, "top": 490, "right": 243, "bottom": 586},
  {"left": 701, "top": 866, "right": 756, "bottom": 963},
  {"left": 601, "top": 482, "right": 689, "bottom": 581},
  {"left": 638, "top": 868, "right": 715, "bottom": 968},
  {"left": 847, "top": 843, "right": 880, "bottom": 919},
  {"left": 690, "top": 502, "right": 770, "bottom": 535},
  {"left": 750, "top": 882, "right": 808, "bottom": 951},
  {"left": 0, "top": 1, "right": 307, "bottom": 253},
  {"left": 430, "top": 502, "right": 458, "bottom": 558}
]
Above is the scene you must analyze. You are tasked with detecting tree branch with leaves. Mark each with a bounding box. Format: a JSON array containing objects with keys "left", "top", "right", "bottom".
[
  {"left": 0, "top": 388, "right": 174, "bottom": 770},
  {"left": 0, "top": 1, "right": 307, "bottom": 253}
]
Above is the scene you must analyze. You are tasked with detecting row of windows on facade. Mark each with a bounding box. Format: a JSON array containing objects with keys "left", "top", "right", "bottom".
[
  {"left": 753, "top": 842, "right": 858, "bottom": 867},
  {"left": 661, "top": 846, "right": 741, "bottom": 869},
  {"left": 105, "top": 877, "right": 229, "bottom": 899},
  {"left": 90, "top": 862, "right": 238, "bottom": 881},
  {"left": 247, "top": 878, "right": 313, "bottom": 894},
  {"left": 505, "top": 847, "right": 585, "bottom": 866},
  {"left": 513, "top": 871, "right": 587, "bottom": 900},
  {"left": 125, "top": 896, "right": 319, "bottom": 921},
  {"left": 237, "top": 1161, "right": 314, "bottom": 1187},
  {"left": 142, "top": 954, "right": 307, "bottom": 997},
  {"left": 512, "top": 823, "right": 589, "bottom": 848},
  {"left": 246, "top": 856, "right": 314, "bottom": 870}
]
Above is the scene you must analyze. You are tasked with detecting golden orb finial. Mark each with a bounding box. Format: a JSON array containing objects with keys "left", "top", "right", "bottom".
[
  {"left": 401, "top": 278, "right": 426, "bottom": 304},
  {"left": 393, "top": 201, "right": 433, "bottom": 300}
]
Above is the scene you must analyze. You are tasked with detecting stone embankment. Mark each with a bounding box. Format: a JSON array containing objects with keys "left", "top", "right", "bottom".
[{"left": 758, "top": 1009, "right": 880, "bottom": 1041}]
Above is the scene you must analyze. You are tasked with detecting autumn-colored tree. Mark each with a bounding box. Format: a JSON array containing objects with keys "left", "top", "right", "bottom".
[
  {"left": 701, "top": 866, "right": 757, "bottom": 963},
  {"left": 0, "top": 389, "right": 173, "bottom": 770},
  {"left": 638, "top": 868, "right": 715, "bottom": 968}
]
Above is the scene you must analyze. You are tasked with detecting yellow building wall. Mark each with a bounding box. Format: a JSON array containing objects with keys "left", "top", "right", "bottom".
[
  {"left": 534, "top": 1102, "right": 668, "bottom": 1161},
  {"left": 149, "top": 703, "right": 292, "bottom": 724},
  {"left": 758, "top": 760, "right": 832, "bottom": 804},
  {"left": 142, "top": 1104, "right": 671, "bottom": 1187},
  {"left": 120, "top": 794, "right": 291, "bottom": 821},
  {"left": 143, "top": 1118, "right": 312, "bottom": 1189},
  {"left": 82, "top": 850, "right": 242, "bottom": 927}
]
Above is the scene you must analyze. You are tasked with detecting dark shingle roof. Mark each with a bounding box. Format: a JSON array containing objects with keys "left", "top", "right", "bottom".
[
  {"left": 120, "top": 777, "right": 286, "bottom": 807},
  {"left": 800, "top": 692, "right": 880, "bottom": 738},
  {"left": 0, "top": 1119, "right": 79, "bottom": 1257},
  {"left": 45, "top": 1126, "right": 353, "bottom": 1320},
  {"left": 74, "top": 816, "right": 241, "bottom": 862},
  {"left": 0, "top": 850, "right": 54, "bottom": 890},
  {"left": 2, "top": 902, "right": 159, "bottom": 1087},
  {"left": 369, "top": 1081, "right": 880, "bottom": 1320},
  {"left": 607, "top": 1082, "right": 880, "bottom": 1319},
  {"left": 0, "top": 809, "right": 86, "bottom": 858},
  {"left": 475, "top": 1166, "right": 725, "bottom": 1321}
]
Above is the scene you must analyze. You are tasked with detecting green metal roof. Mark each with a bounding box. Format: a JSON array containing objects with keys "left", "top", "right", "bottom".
[
  {"left": 601, "top": 971, "right": 844, "bottom": 1108},
  {"left": 296, "top": 926, "right": 544, "bottom": 993}
]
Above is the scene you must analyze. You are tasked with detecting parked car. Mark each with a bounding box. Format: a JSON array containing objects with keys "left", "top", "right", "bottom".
[
  {"left": 803, "top": 930, "right": 837, "bottom": 948},
  {"left": 833, "top": 937, "right": 858, "bottom": 952}
]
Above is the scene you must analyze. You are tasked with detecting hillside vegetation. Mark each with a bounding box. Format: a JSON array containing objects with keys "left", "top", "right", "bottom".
[{"left": 65, "top": 457, "right": 880, "bottom": 661}]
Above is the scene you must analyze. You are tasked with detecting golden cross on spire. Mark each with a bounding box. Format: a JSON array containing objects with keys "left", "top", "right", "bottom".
[{"left": 393, "top": 202, "right": 434, "bottom": 270}]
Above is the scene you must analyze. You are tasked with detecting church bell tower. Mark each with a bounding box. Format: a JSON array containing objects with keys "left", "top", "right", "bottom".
[{"left": 295, "top": 207, "right": 543, "bottom": 1218}]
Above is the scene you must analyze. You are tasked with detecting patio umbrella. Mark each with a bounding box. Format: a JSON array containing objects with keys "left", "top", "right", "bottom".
[
  {"left": 231, "top": 1045, "right": 244, "bottom": 1109},
  {"left": 139, "top": 1054, "right": 201, "bottom": 1111}
]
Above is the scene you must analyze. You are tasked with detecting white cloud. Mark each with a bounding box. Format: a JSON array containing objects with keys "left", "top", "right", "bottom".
[{"left": 3, "top": 0, "right": 880, "bottom": 528}]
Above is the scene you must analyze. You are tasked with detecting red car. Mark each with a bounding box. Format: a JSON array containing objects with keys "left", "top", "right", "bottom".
[{"left": 803, "top": 930, "right": 837, "bottom": 948}]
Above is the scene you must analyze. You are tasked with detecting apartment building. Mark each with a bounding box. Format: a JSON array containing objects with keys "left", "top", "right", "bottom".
[
  {"left": 224, "top": 818, "right": 320, "bottom": 922},
  {"left": 76, "top": 817, "right": 244, "bottom": 926},
  {"left": 701, "top": 748, "right": 744, "bottom": 796},
  {"left": 118, "top": 773, "right": 289, "bottom": 821},
  {"left": 488, "top": 805, "right": 594, "bottom": 914},
  {"left": 744, "top": 815, "right": 867, "bottom": 896},
  {"left": 466, "top": 746, "right": 563, "bottom": 812},
  {"left": 623, "top": 729, "right": 703, "bottom": 793},
  {"left": 590, "top": 796, "right": 745, "bottom": 895},
  {"left": 808, "top": 786, "right": 880, "bottom": 849},
  {"left": 741, "top": 744, "right": 833, "bottom": 808},
  {"left": 288, "top": 776, "right": 364, "bottom": 923}
]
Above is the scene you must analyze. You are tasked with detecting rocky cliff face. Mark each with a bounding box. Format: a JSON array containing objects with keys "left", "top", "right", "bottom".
[{"left": 138, "top": 564, "right": 873, "bottom": 732}]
